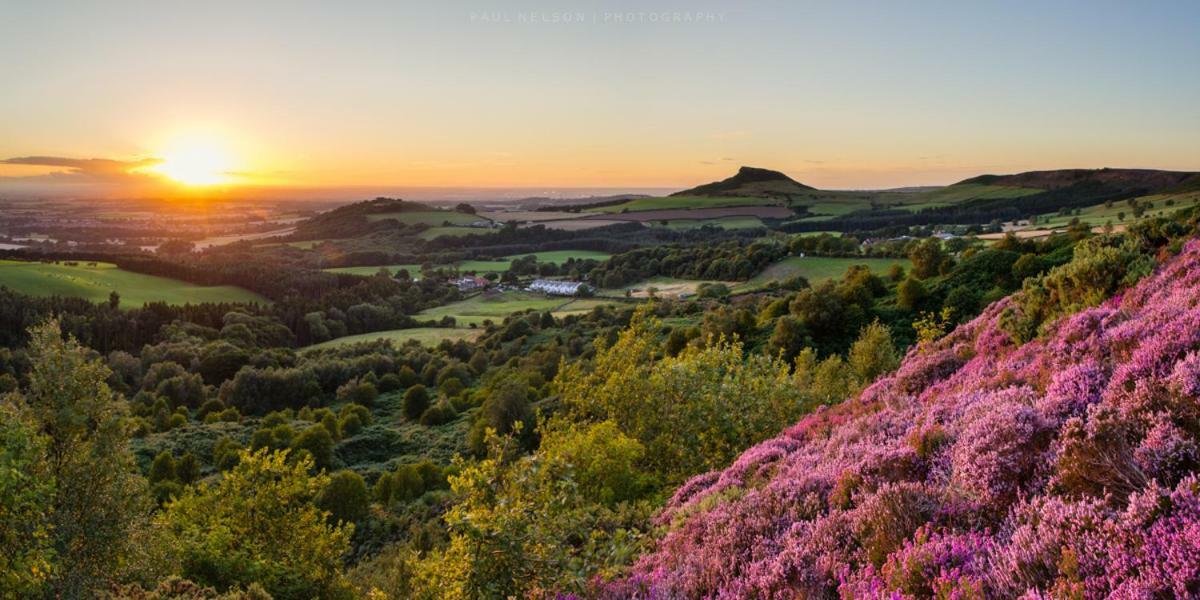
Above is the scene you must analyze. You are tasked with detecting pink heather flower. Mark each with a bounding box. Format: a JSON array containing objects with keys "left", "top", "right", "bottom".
[{"left": 594, "top": 239, "right": 1200, "bottom": 599}]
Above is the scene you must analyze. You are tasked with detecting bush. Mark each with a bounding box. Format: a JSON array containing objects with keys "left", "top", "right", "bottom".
[
  {"left": 402, "top": 385, "right": 431, "bottom": 420},
  {"left": 317, "top": 470, "right": 369, "bottom": 525},
  {"left": 419, "top": 399, "right": 458, "bottom": 426}
]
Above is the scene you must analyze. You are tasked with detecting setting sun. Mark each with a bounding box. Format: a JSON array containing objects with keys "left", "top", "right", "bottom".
[{"left": 150, "top": 137, "right": 234, "bottom": 186}]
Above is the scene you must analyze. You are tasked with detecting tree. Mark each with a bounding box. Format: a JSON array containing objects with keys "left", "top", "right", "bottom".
[
  {"left": 847, "top": 321, "right": 899, "bottom": 384},
  {"left": 908, "top": 238, "right": 948, "bottom": 279},
  {"left": 159, "top": 449, "right": 353, "bottom": 599},
  {"left": 0, "top": 405, "right": 54, "bottom": 597},
  {"left": 402, "top": 385, "right": 431, "bottom": 420},
  {"left": 291, "top": 425, "right": 335, "bottom": 471},
  {"left": 317, "top": 470, "right": 369, "bottom": 525},
  {"left": 14, "top": 319, "right": 148, "bottom": 597},
  {"left": 897, "top": 276, "right": 928, "bottom": 311},
  {"left": 556, "top": 307, "right": 811, "bottom": 482}
]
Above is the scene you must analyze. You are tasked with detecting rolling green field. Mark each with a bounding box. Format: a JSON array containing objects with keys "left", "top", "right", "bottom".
[
  {"left": 588, "top": 195, "right": 784, "bottom": 213},
  {"left": 324, "top": 264, "right": 424, "bottom": 276},
  {"left": 416, "top": 291, "right": 612, "bottom": 327},
  {"left": 0, "top": 260, "right": 267, "bottom": 306},
  {"left": 650, "top": 216, "right": 765, "bottom": 230},
  {"left": 305, "top": 327, "right": 482, "bottom": 350},
  {"left": 366, "top": 210, "right": 489, "bottom": 226},
  {"left": 324, "top": 251, "right": 613, "bottom": 277},
  {"left": 733, "top": 256, "right": 908, "bottom": 292},
  {"left": 502, "top": 250, "right": 612, "bottom": 264},
  {"left": 417, "top": 226, "right": 489, "bottom": 240},
  {"left": 1033, "top": 192, "right": 1200, "bottom": 229},
  {"left": 902, "top": 184, "right": 1042, "bottom": 209}
]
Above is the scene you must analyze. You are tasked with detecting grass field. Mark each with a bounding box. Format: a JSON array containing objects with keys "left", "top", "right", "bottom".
[
  {"left": 324, "top": 264, "right": 424, "bottom": 276},
  {"left": 1033, "top": 192, "right": 1200, "bottom": 229},
  {"left": 901, "top": 184, "right": 1041, "bottom": 209},
  {"left": 0, "top": 260, "right": 267, "bottom": 306},
  {"left": 611, "top": 276, "right": 734, "bottom": 299},
  {"left": 324, "top": 251, "right": 613, "bottom": 277},
  {"left": 649, "top": 216, "right": 765, "bottom": 230},
  {"left": 733, "top": 256, "right": 909, "bottom": 293},
  {"left": 588, "top": 195, "right": 783, "bottom": 214},
  {"left": 417, "top": 226, "right": 488, "bottom": 240},
  {"left": 366, "top": 210, "right": 489, "bottom": 226},
  {"left": 305, "top": 327, "right": 482, "bottom": 350},
  {"left": 417, "top": 291, "right": 612, "bottom": 326},
  {"left": 501, "top": 250, "right": 612, "bottom": 264}
]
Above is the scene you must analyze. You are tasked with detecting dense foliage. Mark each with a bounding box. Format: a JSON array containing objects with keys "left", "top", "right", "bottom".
[{"left": 597, "top": 238, "right": 1200, "bottom": 598}]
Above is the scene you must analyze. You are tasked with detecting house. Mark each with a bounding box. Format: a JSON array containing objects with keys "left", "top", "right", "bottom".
[
  {"left": 454, "top": 276, "right": 490, "bottom": 292},
  {"left": 529, "top": 279, "right": 588, "bottom": 296}
]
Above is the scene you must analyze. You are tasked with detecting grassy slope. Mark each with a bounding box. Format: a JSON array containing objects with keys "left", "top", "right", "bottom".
[
  {"left": 733, "top": 256, "right": 909, "bottom": 293},
  {"left": 0, "top": 260, "right": 267, "bottom": 306},
  {"left": 588, "top": 195, "right": 784, "bottom": 213},
  {"left": 365, "top": 210, "right": 489, "bottom": 225},
  {"left": 416, "top": 291, "right": 591, "bottom": 326},
  {"left": 305, "top": 327, "right": 482, "bottom": 350},
  {"left": 1034, "top": 191, "right": 1200, "bottom": 229},
  {"left": 323, "top": 251, "right": 614, "bottom": 277}
]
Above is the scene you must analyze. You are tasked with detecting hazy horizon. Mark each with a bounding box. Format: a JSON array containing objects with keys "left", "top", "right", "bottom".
[{"left": 2, "top": 0, "right": 1198, "bottom": 198}]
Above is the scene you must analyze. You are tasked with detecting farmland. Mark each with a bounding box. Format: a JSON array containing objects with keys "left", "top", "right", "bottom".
[
  {"left": 323, "top": 250, "right": 612, "bottom": 277},
  {"left": 0, "top": 260, "right": 267, "bottom": 306},
  {"left": 416, "top": 291, "right": 617, "bottom": 327},
  {"left": 365, "top": 210, "right": 490, "bottom": 226},
  {"left": 733, "top": 256, "right": 908, "bottom": 292},
  {"left": 304, "top": 327, "right": 482, "bottom": 350}
]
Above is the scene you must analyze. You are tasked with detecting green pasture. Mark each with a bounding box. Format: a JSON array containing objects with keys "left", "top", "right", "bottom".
[
  {"left": 305, "top": 327, "right": 482, "bottom": 350},
  {"left": 0, "top": 260, "right": 267, "bottom": 306}
]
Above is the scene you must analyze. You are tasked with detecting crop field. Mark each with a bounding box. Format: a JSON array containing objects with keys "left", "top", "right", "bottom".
[
  {"left": 733, "top": 256, "right": 909, "bottom": 292},
  {"left": 416, "top": 291, "right": 590, "bottom": 326},
  {"left": 0, "top": 260, "right": 267, "bottom": 306},
  {"left": 587, "top": 195, "right": 784, "bottom": 214},
  {"left": 650, "top": 216, "right": 765, "bottom": 230},
  {"left": 366, "top": 210, "right": 489, "bottom": 226},
  {"left": 534, "top": 219, "right": 626, "bottom": 231},
  {"left": 595, "top": 206, "right": 794, "bottom": 222},
  {"left": 305, "top": 327, "right": 482, "bottom": 350}
]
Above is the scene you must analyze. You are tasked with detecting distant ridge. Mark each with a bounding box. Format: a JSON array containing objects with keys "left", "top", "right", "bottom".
[
  {"left": 957, "top": 167, "right": 1196, "bottom": 193},
  {"left": 671, "top": 166, "right": 815, "bottom": 197}
]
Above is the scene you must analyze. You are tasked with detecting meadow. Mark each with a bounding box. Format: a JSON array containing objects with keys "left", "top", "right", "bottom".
[
  {"left": 323, "top": 250, "right": 613, "bottom": 276},
  {"left": 365, "top": 210, "right": 489, "bottom": 226},
  {"left": 416, "top": 291, "right": 615, "bottom": 326},
  {"left": 304, "top": 327, "right": 482, "bottom": 350},
  {"left": 733, "top": 256, "right": 908, "bottom": 292},
  {"left": 0, "top": 260, "right": 267, "bottom": 306}
]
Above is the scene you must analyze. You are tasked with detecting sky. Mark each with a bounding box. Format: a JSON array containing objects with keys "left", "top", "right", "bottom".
[{"left": 1, "top": 0, "right": 1198, "bottom": 199}]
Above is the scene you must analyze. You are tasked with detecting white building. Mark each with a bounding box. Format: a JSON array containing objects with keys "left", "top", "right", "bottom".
[{"left": 529, "top": 279, "right": 588, "bottom": 296}]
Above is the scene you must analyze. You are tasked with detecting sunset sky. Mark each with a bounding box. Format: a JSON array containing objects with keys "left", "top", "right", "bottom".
[{"left": 2, "top": 0, "right": 1198, "bottom": 198}]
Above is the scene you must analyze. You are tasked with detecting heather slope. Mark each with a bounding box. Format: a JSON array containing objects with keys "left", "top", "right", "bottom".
[{"left": 604, "top": 239, "right": 1200, "bottom": 598}]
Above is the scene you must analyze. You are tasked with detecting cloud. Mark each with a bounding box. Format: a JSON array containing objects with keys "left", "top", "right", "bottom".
[{"left": 0, "top": 155, "right": 161, "bottom": 179}]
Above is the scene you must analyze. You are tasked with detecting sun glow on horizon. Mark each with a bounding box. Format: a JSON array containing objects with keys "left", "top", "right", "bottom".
[{"left": 146, "top": 136, "right": 235, "bottom": 186}]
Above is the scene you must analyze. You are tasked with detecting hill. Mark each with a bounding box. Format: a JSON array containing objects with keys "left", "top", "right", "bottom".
[
  {"left": 959, "top": 167, "right": 1196, "bottom": 193},
  {"left": 601, "top": 238, "right": 1200, "bottom": 597},
  {"left": 670, "top": 166, "right": 815, "bottom": 197}
]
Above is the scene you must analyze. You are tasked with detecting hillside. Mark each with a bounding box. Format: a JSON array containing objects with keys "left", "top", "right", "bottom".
[
  {"left": 601, "top": 239, "right": 1200, "bottom": 597},
  {"left": 959, "top": 167, "right": 1196, "bottom": 193},
  {"left": 671, "top": 166, "right": 815, "bottom": 197}
]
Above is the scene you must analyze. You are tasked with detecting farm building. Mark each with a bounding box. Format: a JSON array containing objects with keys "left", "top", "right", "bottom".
[
  {"left": 529, "top": 279, "right": 588, "bottom": 296},
  {"left": 454, "top": 276, "right": 490, "bottom": 292}
]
